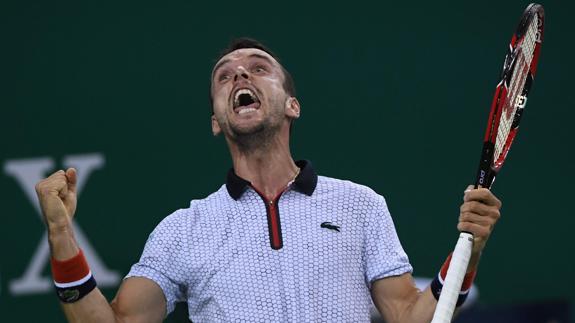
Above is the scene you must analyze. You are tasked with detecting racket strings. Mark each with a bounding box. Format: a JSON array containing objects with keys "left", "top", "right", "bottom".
[{"left": 494, "top": 16, "right": 539, "bottom": 160}]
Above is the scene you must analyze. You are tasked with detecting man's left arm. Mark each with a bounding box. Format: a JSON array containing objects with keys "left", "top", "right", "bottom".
[{"left": 371, "top": 187, "right": 501, "bottom": 323}]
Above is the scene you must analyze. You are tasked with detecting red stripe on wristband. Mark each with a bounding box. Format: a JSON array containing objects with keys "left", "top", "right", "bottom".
[
  {"left": 439, "top": 252, "right": 476, "bottom": 292},
  {"left": 460, "top": 270, "right": 476, "bottom": 292},
  {"left": 439, "top": 253, "right": 453, "bottom": 281},
  {"left": 51, "top": 249, "right": 90, "bottom": 284}
]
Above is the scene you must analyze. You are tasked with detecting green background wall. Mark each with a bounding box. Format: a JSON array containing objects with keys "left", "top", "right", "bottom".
[{"left": 1, "top": 0, "right": 573, "bottom": 321}]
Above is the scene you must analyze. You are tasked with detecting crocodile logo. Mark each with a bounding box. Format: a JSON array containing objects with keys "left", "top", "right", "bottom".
[{"left": 320, "top": 222, "right": 340, "bottom": 232}]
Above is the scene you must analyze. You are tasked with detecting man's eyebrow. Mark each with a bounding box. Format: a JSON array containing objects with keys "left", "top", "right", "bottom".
[
  {"left": 212, "top": 53, "right": 275, "bottom": 78},
  {"left": 212, "top": 58, "right": 231, "bottom": 78}
]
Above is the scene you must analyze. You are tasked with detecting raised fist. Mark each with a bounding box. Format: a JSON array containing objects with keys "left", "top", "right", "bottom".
[{"left": 35, "top": 168, "right": 78, "bottom": 229}]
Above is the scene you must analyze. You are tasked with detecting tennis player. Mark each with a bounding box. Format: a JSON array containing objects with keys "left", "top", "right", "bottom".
[{"left": 35, "top": 38, "right": 501, "bottom": 322}]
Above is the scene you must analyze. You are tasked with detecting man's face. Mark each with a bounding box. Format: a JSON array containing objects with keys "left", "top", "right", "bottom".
[{"left": 210, "top": 48, "right": 293, "bottom": 138}]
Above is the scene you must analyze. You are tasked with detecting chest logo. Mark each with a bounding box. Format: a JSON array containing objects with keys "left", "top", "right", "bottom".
[{"left": 320, "top": 222, "right": 341, "bottom": 232}]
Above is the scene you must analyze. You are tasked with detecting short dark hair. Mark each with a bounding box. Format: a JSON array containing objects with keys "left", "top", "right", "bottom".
[{"left": 209, "top": 37, "right": 296, "bottom": 112}]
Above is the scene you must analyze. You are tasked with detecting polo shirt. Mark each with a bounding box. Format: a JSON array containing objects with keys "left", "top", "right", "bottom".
[{"left": 126, "top": 160, "right": 412, "bottom": 322}]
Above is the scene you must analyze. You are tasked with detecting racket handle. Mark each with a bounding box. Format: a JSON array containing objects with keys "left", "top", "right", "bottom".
[{"left": 431, "top": 232, "right": 474, "bottom": 323}]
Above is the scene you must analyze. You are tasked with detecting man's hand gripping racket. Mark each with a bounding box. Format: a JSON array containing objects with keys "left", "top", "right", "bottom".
[{"left": 431, "top": 4, "right": 545, "bottom": 323}]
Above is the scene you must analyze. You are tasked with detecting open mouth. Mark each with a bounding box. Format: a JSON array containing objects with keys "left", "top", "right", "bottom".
[{"left": 233, "top": 88, "right": 261, "bottom": 115}]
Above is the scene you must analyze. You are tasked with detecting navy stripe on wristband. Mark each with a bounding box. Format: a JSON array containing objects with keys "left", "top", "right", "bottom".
[
  {"left": 430, "top": 273, "right": 443, "bottom": 300},
  {"left": 54, "top": 274, "right": 97, "bottom": 303},
  {"left": 430, "top": 273, "right": 471, "bottom": 307},
  {"left": 456, "top": 290, "right": 470, "bottom": 307}
]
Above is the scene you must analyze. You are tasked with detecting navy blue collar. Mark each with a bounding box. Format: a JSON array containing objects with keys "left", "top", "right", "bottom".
[{"left": 226, "top": 160, "right": 318, "bottom": 200}]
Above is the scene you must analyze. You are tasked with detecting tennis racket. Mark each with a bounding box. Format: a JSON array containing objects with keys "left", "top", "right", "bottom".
[{"left": 431, "top": 4, "right": 545, "bottom": 322}]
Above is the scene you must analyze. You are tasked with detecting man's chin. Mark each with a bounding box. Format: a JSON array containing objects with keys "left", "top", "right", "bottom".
[
  {"left": 229, "top": 122, "right": 266, "bottom": 137},
  {"left": 226, "top": 122, "right": 280, "bottom": 151}
]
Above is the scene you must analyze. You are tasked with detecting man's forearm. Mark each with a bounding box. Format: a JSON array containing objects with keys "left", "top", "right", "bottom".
[
  {"left": 49, "top": 226, "right": 117, "bottom": 323},
  {"left": 407, "top": 253, "right": 478, "bottom": 322},
  {"left": 401, "top": 287, "right": 438, "bottom": 323},
  {"left": 48, "top": 223, "right": 80, "bottom": 260},
  {"left": 61, "top": 288, "right": 117, "bottom": 323}
]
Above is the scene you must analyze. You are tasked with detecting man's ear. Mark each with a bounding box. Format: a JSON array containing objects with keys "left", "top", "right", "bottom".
[
  {"left": 285, "top": 97, "right": 301, "bottom": 120},
  {"left": 211, "top": 115, "right": 222, "bottom": 136}
]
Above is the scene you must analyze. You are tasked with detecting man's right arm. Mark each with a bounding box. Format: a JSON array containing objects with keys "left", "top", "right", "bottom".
[
  {"left": 37, "top": 169, "right": 166, "bottom": 323},
  {"left": 59, "top": 277, "right": 166, "bottom": 323}
]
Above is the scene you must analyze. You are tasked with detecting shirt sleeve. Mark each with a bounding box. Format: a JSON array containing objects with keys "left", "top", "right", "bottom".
[
  {"left": 125, "top": 211, "right": 187, "bottom": 316},
  {"left": 363, "top": 193, "right": 413, "bottom": 289}
]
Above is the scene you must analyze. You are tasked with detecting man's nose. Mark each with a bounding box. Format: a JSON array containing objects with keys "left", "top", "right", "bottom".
[{"left": 234, "top": 67, "right": 249, "bottom": 82}]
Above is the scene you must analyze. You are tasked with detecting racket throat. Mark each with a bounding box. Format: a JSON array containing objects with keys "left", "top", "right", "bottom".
[{"left": 476, "top": 141, "right": 496, "bottom": 189}]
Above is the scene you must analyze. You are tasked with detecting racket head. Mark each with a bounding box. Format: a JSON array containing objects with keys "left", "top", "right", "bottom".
[{"left": 476, "top": 3, "right": 545, "bottom": 189}]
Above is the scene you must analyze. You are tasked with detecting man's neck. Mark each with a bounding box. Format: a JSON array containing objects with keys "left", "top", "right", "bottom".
[{"left": 228, "top": 136, "right": 299, "bottom": 200}]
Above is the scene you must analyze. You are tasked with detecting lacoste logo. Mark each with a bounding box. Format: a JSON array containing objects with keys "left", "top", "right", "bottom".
[
  {"left": 58, "top": 288, "right": 80, "bottom": 302},
  {"left": 320, "top": 222, "right": 340, "bottom": 232}
]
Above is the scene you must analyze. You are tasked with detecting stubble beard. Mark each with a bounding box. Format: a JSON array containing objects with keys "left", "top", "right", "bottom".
[
  {"left": 218, "top": 96, "right": 287, "bottom": 153},
  {"left": 229, "top": 117, "right": 281, "bottom": 153}
]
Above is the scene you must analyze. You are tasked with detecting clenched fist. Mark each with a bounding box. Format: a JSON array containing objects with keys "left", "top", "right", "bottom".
[
  {"left": 35, "top": 168, "right": 78, "bottom": 230},
  {"left": 458, "top": 185, "right": 502, "bottom": 269}
]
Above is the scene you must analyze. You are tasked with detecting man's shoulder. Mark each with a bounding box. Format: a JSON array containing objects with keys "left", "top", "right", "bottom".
[
  {"left": 316, "top": 175, "right": 381, "bottom": 198},
  {"left": 190, "top": 184, "right": 230, "bottom": 204},
  {"left": 157, "top": 185, "right": 229, "bottom": 224},
  {"left": 315, "top": 175, "right": 390, "bottom": 220}
]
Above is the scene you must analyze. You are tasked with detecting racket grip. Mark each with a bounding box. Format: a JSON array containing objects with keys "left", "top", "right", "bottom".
[{"left": 431, "top": 232, "right": 474, "bottom": 323}]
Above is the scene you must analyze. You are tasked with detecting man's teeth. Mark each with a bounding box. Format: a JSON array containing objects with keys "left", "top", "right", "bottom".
[
  {"left": 235, "top": 89, "right": 254, "bottom": 100},
  {"left": 238, "top": 107, "right": 257, "bottom": 115},
  {"left": 234, "top": 88, "right": 256, "bottom": 106}
]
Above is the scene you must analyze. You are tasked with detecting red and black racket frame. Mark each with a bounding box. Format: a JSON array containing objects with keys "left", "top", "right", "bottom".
[{"left": 475, "top": 3, "right": 544, "bottom": 189}]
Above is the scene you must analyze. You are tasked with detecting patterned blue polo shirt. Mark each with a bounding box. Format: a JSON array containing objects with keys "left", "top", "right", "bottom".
[{"left": 126, "top": 160, "right": 412, "bottom": 322}]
